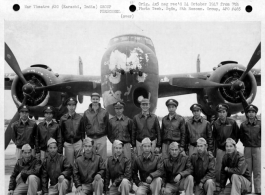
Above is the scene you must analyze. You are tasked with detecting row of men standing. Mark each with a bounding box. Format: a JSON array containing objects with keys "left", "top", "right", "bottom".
[{"left": 10, "top": 92, "right": 261, "bottom": 194}]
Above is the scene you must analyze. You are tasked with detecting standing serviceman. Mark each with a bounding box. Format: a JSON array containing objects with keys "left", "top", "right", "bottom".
[
  {"left": 35, "top": 106, "right": 62, "bottom": 160},
  {"left": 161, "top": 99, "right": 186, "bottom": 158},
  {"left": 186, "top": 104, "right": 213, "bottom": 156},
  {"left": 60, "top": 97, "right": 85, "bottom": 192},
  {"left": 11, "top": 105, "right": 37, "bottom": 160},
  {"left": 108, "top": 101, "right": 133, "bottom": 160},
  {"left": 83, "top": 93, "right": 109, "bottom": 161},
  {"left": 132, "top": 98, "right": 161, "bottom": 156},
  {"left": 239, "top": 104, "right": 261, "bottom": 194},
  {"left": 212, "top": 104, "right": 239, "bottom": 188}
]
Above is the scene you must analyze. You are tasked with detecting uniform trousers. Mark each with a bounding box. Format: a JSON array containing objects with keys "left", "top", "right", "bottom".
[
  {"left": 244, "top": 147, "right": 261, "bottom": 193},
  {"left": 194, "top": 179, "right": 215, "bottom": 195},
  {"left": 215, "top": 149, "right": 226, "bottom": 184},
  {"left": 219, "top": 174, "right": 251, "bottom": 195},
  {"left": 136, "top": 139, "right": 157, "bottom": 156},
  {"left": 13, "top": 175, "right": 40, "bottom": 195},
  {"left": 16, "top": 148, "right": 35, "bottom": 160},
  {"left": 163, "top": 175, "right": 194, "bottom": 195},
  {"left": 48, "top": 178, "right": 69, "bottom": 195},
  {"left": 77, "top": 179, "right": 104, "bottom": 195},
  {"left": 109, "top": 178, "right": 131, "bottom": 195},
  {"left": 135, "top": 177, "right": 162, "bottom": 195}
]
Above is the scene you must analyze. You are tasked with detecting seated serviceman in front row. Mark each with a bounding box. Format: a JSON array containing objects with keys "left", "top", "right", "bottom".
[
  {"left": 7, "top": 144, "right": 41, "bottom": 195},
  {"left": 73, "top": 138, "right": 105, "bottom": 195},
  {"left": 104, "top": 140, "right": 131, "bottom": 195},
  {"left": 41, "top": 138, "right": 73, "bottom": 195},
  {"left": 219, "top": 138, "right": 251, "bottom": 195},
  {"left": 190, "top": 138, "right": 216, "bottom": 195},
  {"left": 133, "top": 137, "right": 163, "bottom": 195},
  {"left": 158, "top": 142, "right": 194, "bottom": 195}
]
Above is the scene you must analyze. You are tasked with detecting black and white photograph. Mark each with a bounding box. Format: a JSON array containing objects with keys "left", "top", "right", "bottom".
[{"left": 4, "top": 21, "right": 261, "bottom": 195}]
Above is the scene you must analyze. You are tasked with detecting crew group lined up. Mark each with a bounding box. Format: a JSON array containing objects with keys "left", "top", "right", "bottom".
[{"left": 8, "top": 92, "right": 261, "bottom": 195}]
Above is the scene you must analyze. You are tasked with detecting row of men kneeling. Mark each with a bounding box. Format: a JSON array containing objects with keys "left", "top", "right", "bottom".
[{"left": 8, "top": 137, "right": 251, "bottom": 195}]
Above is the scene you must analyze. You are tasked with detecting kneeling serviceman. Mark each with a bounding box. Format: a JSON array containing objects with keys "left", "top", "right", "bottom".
[
  {"left": 190, "top": 138, "right": 215, "bottom": 195},
  {"left": 7, "top": 144, "right": 41, "bottom": 195},
  {"left": 41, "top": 138, "right": 73, "bottom": 195},
  {"left": 105, "top": 140, "right": 131, "bottom": 195},
  {"left": 73, "top": 138, "right": 105, "bottom": 195}
]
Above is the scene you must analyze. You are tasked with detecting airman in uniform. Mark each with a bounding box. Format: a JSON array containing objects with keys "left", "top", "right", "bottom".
[
  {"left": 73, "top": 138, "right": 105, "bottom": 195},
  {"left": 190, "top": 138, "right": 216, "bottom": 195},
  {"left": 108, "top": 101, "right": 133, "bottom": 160},
  {"left": 219, "top": 138, "right": 251, "bottom": 195},
  {"left": 212, "top": 104, "right": 239, "bottom": 186},
  {"left": 7, "top": 144, "right": 41, "bottom": 195},
  {"left": 185, "top": 104, "right": 213, "bottom": 156},
  {"left": 35, "top": 106, "right": 62, "bottom": 160},
  {"left": 41, "top": 138, "right": 73, "bottom": 195},
  {"left": 133, "top": 138, "right": 163, "bottom": 195},
  {"left": 239, "top": 104, "right": 261, "bottom": 194},
  {"left": 161, "top": 99, "right": 186, "bottom": 158},
  {"left": 11, "top": 105, "right": 37, "bottom": 160},
  {"left": 83, "top": 93, "right": 109, "bottom": 161},
  {"left": 105, "top": 140, "right": 132, "bottom": 195},
  {"left": 132, "top": 98, "right": 161, "bottom": 156}
]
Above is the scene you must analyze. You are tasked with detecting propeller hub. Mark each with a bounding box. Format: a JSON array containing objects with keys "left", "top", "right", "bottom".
[
  {"left": 231, "top": 80, "right": 245, "bottom": 92},
  {"left": 22, "top": 83, "right": 35, "bottom": 95}
]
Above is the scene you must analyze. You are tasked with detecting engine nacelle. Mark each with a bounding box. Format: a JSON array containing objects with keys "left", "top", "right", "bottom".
[{"left": 197, "top": 63, "right": 257, "bottom": 116}]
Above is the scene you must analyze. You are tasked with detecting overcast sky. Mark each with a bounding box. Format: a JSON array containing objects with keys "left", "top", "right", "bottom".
[{"left": 4, "top": 21, "right": 261, "bottom": 119}]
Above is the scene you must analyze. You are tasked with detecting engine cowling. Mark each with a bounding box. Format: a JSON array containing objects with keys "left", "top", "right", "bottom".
[{"left": 197, "top": 63, "right": 257, "bottom": 116}]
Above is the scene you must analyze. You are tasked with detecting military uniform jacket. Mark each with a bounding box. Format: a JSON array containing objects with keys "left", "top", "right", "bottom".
[
  {"left": 11, "top": 119, "right": 37, "bottom": 149},
  {"left": 60, "top": 113, "right": 85, "bottom": 144},
  {"left": 108, "top": 115, "right": 133, "bottom": 145},
  {"left": 220, "top": 151, "right": 251, "bottom": 188},
  {"left": 132, "top": 112, "right": 161, "bottom": 147},
  {"left": 239, "top": 118, "right": 261, "bottom": 147},
  {"left": 73, "top": 152, "right": 105, "bottom": 187},
  {"left": 133, "top": 152, "right": 163, "bottom": 186},
  {"left": 186, "top": 117, "right": 214, "bottom": 152},
  {"left": 190, "top": 151, "right": 215, "bottom": 185},
  {"left": 83, "top": 103, "right": 109, "bottom": 139},
  {"left": 161, "top": 113, "right": 186, "bottom": 148},
  {"left": 9, "top": 156, "right": 42, "bottom": 191},
  {"left": 212, "top": 117, "right": 239, "bottom": 151},
  {"left": 152, "top": 153, "right": 193, "bottom": 185},
  {"left": 41, "top": 153, "right": 73, "bottom": 193},
  {"left": 105, "top": 154, "right": 131, "bottom": 191},
  {"left": 35, "top": 120, "right": 62, "bottom": 154}
]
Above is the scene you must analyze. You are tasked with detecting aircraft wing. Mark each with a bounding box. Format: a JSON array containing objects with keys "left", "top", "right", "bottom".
[{"left": 158, "top": 72, "right": 209, "bottom": 98}]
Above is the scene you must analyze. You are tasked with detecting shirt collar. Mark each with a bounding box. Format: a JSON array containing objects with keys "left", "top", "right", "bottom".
[
  {"left": 116, "top": 115, "right": 124, "bottom": 121},
  {"left": 22, "top": 156, "right": 32, "bottom": 165},
  {"left": 247, "top": 118, "right": 257, "bottom": 125},
  {"left": 83, "top": 152, "right": 95, "bottom": 161},
  {"left": 142, "top": 152, "right": 153, "bottom": 161},
  {"left": 113, "top": 153, "right": 123, "bottom": 162},
  {"left": 217, "top": 117, "right": 229, "bottom": 125},
  {"left": 45, "top": 120, "right": 53, "bottom": 126},
  {"left": 140, "top": 112, "right": 151, "bottom": 118},
  {"left": 48, "top": 152, "right": 59, "bottom": 161},
  {"left": 19, "top": 118, "right": 29, "bottom": 125},
  {"left": 227, "top": 150, "right": 237, "bottom": 160},
  {"left": 89, "top": 103, "right": 101, "bottom": 112},
  {"left": 170, "top": 153, "right": 181, "bottom": 161},
  {"left": 197, "top": 151, "right": 207, "bottom": 161},
  {"left": 67, "top": 112, "right": 76, "bottom": 119},
  {"left": 167, "top": 113, "right": 177, "bottom": 120},
  {"left": 192, "top": 116, "right": 203, "bottom": 123}
]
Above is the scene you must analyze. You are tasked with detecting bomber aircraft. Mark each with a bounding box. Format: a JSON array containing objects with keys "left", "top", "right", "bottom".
[{"left": 4, "top": 34, "right": 261, "bottom": 149}]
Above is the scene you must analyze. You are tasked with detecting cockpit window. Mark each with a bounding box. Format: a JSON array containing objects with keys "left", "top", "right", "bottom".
[
  {"left": 121, "top": 36, "right": 129, "bottom": 41},
  {"left": 145, "top": 38, "right": 154, "bottom": 47}
]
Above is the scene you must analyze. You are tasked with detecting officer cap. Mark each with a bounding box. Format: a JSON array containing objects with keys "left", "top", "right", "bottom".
[
  {"left": 43, "top": 106, "right": 56, "bottom": 113},
  {"left": 22, "top": 144, "right": 31, "bottom": 151},
  {"left": 196, "top": 138, "right": 207, "bottom": 145},
  {"left": 166, "top": 99, "right": 178, "bottom": 107},
  {"left": 226, "top": 138, "right": 236, "bottom": 146},
  {"left": 113, "top": 101, "right": 125, "bottom": 108},
  {"left": 113, "top": 140, "right": 123, "bottom": 147},
  {"left": 141, "top": 137, "right": 152, "bottom": 145},
  {"left": 91, "top": 93, "right": 100, "bottom": 98},
  {"left": 216, "top": 104, "right": 229, "bottom": 112},
  {"left": 18, "top": 105, "right": 30, "bottom": 112},
  {"left": 169, "top": 142, "right": 179, "bottom": 149},
  {"left": 190, "top": 104, "right": 202, "bottom": 111},
  {"left": 65, "top": 97, "right": 77, "bottom": 105},
  {"left": 83, "top": 137, "right": 94, "bottom": 145},
  {"left": 47, "top": 138, "right": 57, "bottom": 147},
  {"left": 141, "top": 98, "right": 150, "bottom": 104},
  {"left": 246, "top": 104, "right": 258, "bottom": 113}
]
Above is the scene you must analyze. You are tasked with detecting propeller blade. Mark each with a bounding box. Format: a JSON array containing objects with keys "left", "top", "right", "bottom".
[
  {"left": 238, "top": 91, "right": 249, "bottom": 112},
  {"left": 5, "top": 112, "right": 20, "bottom": 149},
  {"left": 239, "top": 42, "right": 261, "bottom": 81},
  {"left": 170, "top": 78, "right": 232, "bottom": 88},
  {"left": 20, "top": 96, "right": 27, "bottom": 107},
  {"left": 5, "top": 43, "right": 27, "bottom": 84}
]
